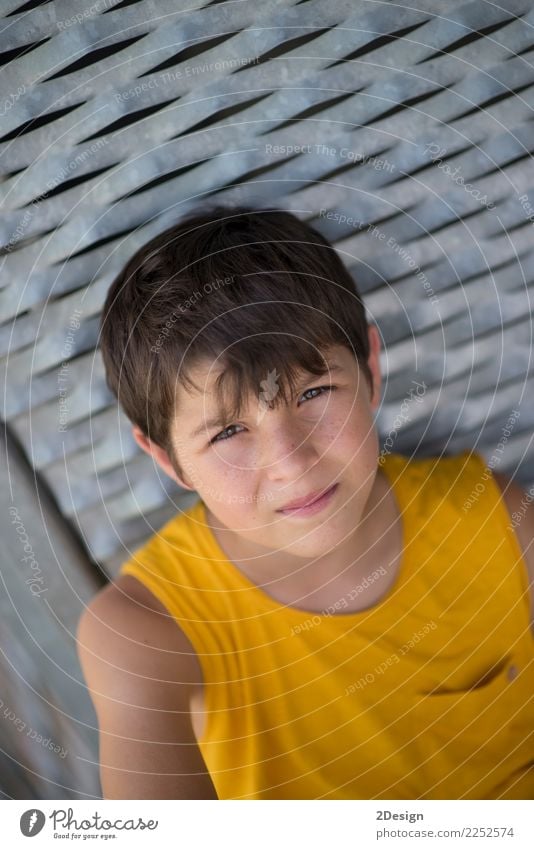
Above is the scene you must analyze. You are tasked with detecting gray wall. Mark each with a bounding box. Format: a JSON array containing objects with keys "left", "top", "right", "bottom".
[{"left": 0, "top": 0, "right": 533, "bottom": 798}]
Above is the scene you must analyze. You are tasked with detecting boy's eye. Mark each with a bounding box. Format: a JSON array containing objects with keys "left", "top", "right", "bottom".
[
  {"left": 210, "top": 423, "right": 245, "bottom": 444},
  {"left": 299, "top": 385, "right": 334, "bottom": 403},
  {"left": 209, "top": 385, "right": 335, "bottom": 444}
]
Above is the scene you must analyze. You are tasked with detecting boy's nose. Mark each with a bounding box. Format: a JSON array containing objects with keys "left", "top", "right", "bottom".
[{"left": 258, "top": 419, "right": 319, "bottom": 480}]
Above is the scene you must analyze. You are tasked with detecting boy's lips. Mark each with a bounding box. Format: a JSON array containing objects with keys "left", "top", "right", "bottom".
[{"left": 276, "top": 483, "right": 339, "bottom": 514}]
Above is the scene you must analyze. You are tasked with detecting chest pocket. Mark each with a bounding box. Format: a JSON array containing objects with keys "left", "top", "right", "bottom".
[{"left": 410, "top": 658, "right": 534, "bottom": 799}]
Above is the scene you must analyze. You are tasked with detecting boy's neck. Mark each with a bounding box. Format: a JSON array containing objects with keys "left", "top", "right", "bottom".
[{"left": 203, "top": 468, "right": 403, "bottom": 614}]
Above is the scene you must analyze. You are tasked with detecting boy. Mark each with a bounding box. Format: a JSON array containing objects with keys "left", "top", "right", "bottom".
[{"left": 77, "top": 205, "right": 534, "bottom": 800}]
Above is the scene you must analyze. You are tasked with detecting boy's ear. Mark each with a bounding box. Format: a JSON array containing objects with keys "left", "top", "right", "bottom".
[
  {"left": 131, "top": 425, "right": 196, "bottom": 491},
  {"left": 366, "top": 323, "right": 382, "bottom": 410}
]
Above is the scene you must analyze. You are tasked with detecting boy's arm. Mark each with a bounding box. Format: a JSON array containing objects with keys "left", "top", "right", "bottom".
[
  {"left": 76, "top": 581, "right": 219, "bottom": 799},
  {"left": 492, "top": 471, "right": 534, "bottom": 637}
]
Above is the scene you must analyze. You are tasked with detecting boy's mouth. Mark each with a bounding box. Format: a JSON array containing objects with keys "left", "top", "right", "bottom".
[{"left": 276, "top": 483, "right": 339, "bottom": 517}]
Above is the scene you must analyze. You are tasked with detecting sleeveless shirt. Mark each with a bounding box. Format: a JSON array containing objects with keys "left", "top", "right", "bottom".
[{"left": 118, "top": 450, "right": 534, "bottom": 799}]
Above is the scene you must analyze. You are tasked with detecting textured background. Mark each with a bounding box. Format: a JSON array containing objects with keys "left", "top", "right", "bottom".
[{"left": 0, "top": 0, "right": 533, "bottom": 799}]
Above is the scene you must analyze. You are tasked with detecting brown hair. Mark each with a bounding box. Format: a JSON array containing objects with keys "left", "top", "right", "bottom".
[{"left": 100, "top": 204, "right": 372, "bottom": 474}]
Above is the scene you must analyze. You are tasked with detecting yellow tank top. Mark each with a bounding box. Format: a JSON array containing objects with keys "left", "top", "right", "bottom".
[{"left": 119, "top": 450, "right": 534, "bottom": 799}]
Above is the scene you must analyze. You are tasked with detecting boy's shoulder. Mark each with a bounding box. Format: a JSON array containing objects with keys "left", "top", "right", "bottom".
[
  {"left": 385, "top": 450, "right": 534, "bottom": 632},
  {"left": 381, "top": 448, "right": 486, "bottom": 501},
  {"left": 491, "top": 470, "right": 534, "bottom": 634},
  {"left": 76, "top": 572, "right": 203, "bottom": 689},
  {"left": 389, "top": 447, "right": 530, "bottom": 525}
]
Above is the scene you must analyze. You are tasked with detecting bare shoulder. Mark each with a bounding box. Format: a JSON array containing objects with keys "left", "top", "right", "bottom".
[
  {"left": 76, "top": 573, "right": 203, "bottom": 693},
  {"left": 75, "top": 574, "right": 216, "bottom": 799},
  {"left": 491, "top": 471, "right": 534, "bottom": 635}
]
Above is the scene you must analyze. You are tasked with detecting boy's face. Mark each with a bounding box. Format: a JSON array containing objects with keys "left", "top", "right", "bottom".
[{"left": 133, "top": 326, "right": 382, "bottom": 560}]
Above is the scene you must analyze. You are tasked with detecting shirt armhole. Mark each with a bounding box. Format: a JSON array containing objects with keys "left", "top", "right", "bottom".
[
  {"left": 118, "top": 561, "right": 218, "bottom": 697},
  {"left": 466, "top": 452, "right": 532, "bottom": 608}
]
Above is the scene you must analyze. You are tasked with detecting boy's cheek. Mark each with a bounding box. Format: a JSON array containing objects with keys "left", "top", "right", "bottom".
[{"left": 336, "top": 421, "right": 379, "bottom": 461}]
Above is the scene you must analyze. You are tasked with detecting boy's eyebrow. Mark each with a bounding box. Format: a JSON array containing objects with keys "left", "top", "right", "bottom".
[
  {"left": 187, "top": 362, "right": 345, "bottom": 440},
  {"left": 188, "top": 411, "right": 233, "bottom": 440}
]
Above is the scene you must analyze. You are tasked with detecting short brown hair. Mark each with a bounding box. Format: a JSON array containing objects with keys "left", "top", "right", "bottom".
[{"left": 100, "top": 204, "right": 372, "bottom": 470}]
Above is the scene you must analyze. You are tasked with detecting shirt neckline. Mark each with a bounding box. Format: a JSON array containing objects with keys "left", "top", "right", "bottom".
[{"left": 191, "top": 453, "right": 411, "bottom": 622}]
